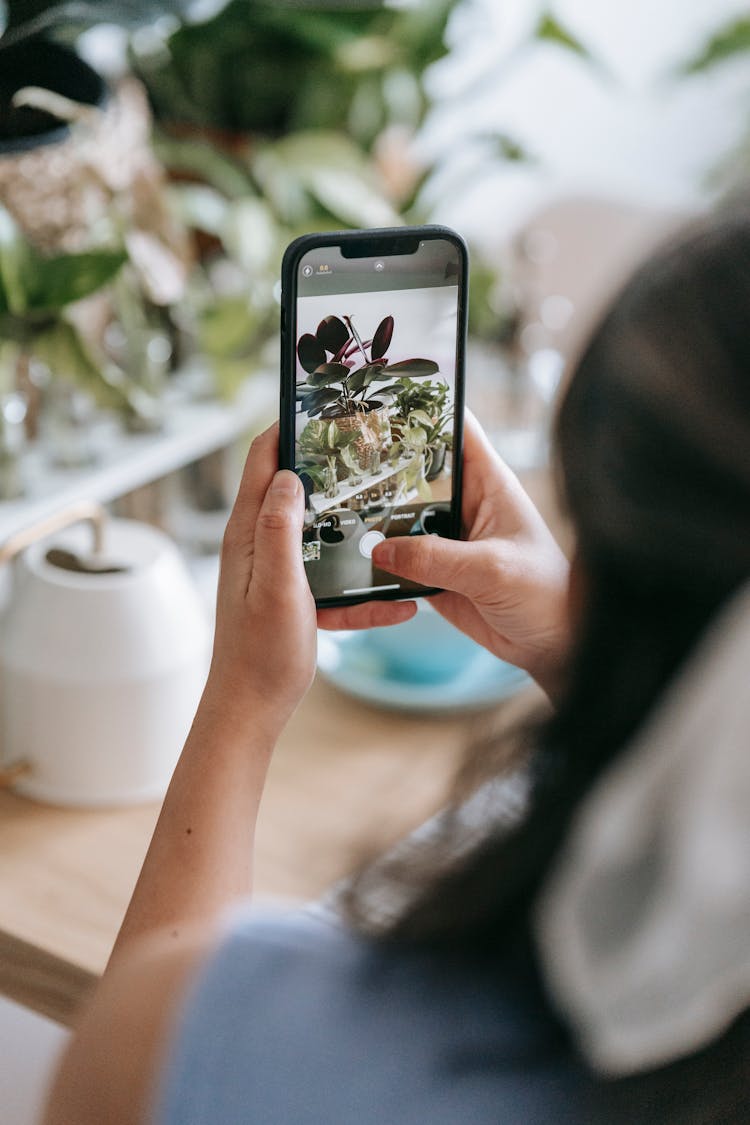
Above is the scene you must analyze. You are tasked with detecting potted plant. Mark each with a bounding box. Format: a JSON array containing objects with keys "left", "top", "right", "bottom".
[
  {"left": 0, "top": 202, "right": 132, "bottom": 484},
  {"left": 0, "top": 4, "right": 184, "bottom": 249},
  {"left": 389, "top": 375, "right": 453, "bottom": 480},
  {"left": 296, "top": 312, "right": 439, "bottom": 471},
  {"left": 389, "top": 412, "right": 450, "bottom": 497},
  {"left": 297, "top": 417, "right": 361, "bottom": 501}
]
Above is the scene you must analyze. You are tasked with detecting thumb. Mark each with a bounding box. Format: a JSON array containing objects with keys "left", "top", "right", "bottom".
[
  {"left": 249, "top": 470, "right": 306, "bottom": 597},
  {"left": 372, "top": 535, "right": 493, "bottom": 601}
]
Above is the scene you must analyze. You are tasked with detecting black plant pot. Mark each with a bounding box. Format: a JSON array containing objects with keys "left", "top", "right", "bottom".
[
  {"left": 0, "top": 38, "right": 107, "bottom": 154},
  {"left": 425, "top": 441, "right": 447, "bottom": 481}
]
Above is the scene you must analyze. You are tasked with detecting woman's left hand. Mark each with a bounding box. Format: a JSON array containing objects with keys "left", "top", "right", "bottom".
[{"left": 203, "top": 423, "right": 317, "bottom": 740}]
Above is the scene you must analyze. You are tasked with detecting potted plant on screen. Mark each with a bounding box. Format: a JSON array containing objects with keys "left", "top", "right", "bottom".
[
  {"left": 296, "top": 312, "right": 439, "bottom": 473},
  {"left": 297, "top": 417, "right": 361, "bottom": 501},
  {"left": 390, "top": 376, "right": 453, "bottom": 480}
]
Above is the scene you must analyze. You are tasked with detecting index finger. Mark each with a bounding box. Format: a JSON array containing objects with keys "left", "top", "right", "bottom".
[
  {"left": 318, "top": 600, "right": 417, "bottom": 632},
  {"left": 227, "top": 422, "right": 280, "bottom": 535},
  {"left": 460, "top": 408, "right": 526, "bottom": 526}
]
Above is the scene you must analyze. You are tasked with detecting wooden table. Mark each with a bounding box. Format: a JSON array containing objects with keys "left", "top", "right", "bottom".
[{"left": 0, "top": 673, "right": 500, "bottom": 1027}]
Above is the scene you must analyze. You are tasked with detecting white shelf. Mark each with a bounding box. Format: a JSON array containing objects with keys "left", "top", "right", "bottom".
[
  {"left": 306, "top": 454, "right": 415, "bottom": 519},
  {"left": 0, "top": 372, "right": 277, "bottom": 542}
]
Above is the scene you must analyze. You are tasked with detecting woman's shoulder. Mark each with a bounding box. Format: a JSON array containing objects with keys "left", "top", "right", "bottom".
[{"left": 153, "top": 903, "right": 588, "bottom": 1125}]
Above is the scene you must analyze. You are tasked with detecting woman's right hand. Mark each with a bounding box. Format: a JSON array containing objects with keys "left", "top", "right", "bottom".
[{"left": 370, "top": 411, "right": 572, "bottom": 699}]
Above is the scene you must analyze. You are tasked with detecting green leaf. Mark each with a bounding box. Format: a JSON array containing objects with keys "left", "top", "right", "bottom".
[
  {"left": 534, "top": 12, "right": 593, "bottom": 61},
  {"left": 199, "top": 297, "right": 258, "bottom": 358},
  {"left": 221, "top": 197, "right": 277, "bottom": 273},
  {"left": 347, "top": 362, "right": 385, "bottom": 394},
  {"left": 386, "top": 358, "right": 439, "bottom": 376},
  {"left": 306, "top": 165, "right": 400, "bottom": 228},
  {"left": 210, "top": 355, "right": 256, "bottom": 400},
  {"left": 487, "top": 132, "right": 534, "bottom": 163},
  {"left": 416, "top": 474, "right": 433, "bottom": 502},
  {"left": 253, "top": 130, "right": 401, "bottom": 228},
  {"left": 153, "top": 134, "right": 254, "bottom": 200},
  {"left": 308, "top": 362, "right": 349, "bottom": 387},
  {"left": 32, "top": 319, "right": 129, "bottom": 411},
  {"left": 404, "top": 424, "right": 427, "bottom": 447},
  {"left": 0, "top": 205, "right": 126, "bottom": 314},
  {"left": 339, "top": 443, "right": 362, "bottom": 471},
  {"left": 170, "top": 184, "right": 229, "bottom": 237},
  {"left": 679, "top": 16, "right": 750, "bottom": 74},
  {"left": 23, "top": 248, "right": 127, "bottom": 312},
  {"left": 0, "top": 205, "right": 30, "bottom": 315},
  {"left": 301, "top": 387, "right": 339, "bottom": 414},
  {"left": 409, "top": 409, "right": 434, "bottom": 428}
]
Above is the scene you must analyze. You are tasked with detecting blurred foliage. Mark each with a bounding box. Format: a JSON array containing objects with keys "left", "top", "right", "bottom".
[
  {"left": 676, "top": 13, "right": 750, "bottom": 197},
  {"left": 128, "top": 0, "right": 457, "bottom": 147},
  {"left": 0, "top": 2, "right": 191, "bottom": 41},
  {"left": 534, "top": 11, "right": 592, "bottom": 62},
  {"left": 162, "top": 127, "right": 404, "bottom": 396},
  {"left": 0, "top": 202, "right": 134, "bottom": 408},
  {"left": 678, "top": 16, "right": 750, "bottom": 75},
  {"left": 0, "top": 0, "right": 607, "bottom": 398}
]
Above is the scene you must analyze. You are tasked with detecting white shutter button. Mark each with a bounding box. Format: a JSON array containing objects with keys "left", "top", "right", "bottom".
[{"left": 359, "top": 530, "right": 385, "bottom": 558}]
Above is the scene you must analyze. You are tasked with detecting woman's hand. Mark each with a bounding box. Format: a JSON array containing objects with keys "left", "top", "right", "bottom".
[
  {"left": 322, "top": 411, "right": 571, "bottom": 699},
  {"left": 204, "top": 423, "right": 317, "bottom": 739},
  {"left": 378, "top": 412, "right": 570, "bottom": 696}
]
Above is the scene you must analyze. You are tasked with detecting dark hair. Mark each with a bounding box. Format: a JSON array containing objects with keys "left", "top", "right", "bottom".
[{"left": 345, "top": 201, "right": 750, "bottom": 952}]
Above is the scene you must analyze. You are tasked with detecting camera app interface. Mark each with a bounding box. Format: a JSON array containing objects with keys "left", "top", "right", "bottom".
[{"left": 295, "top": 238, "right": 461, "bottom": 601}]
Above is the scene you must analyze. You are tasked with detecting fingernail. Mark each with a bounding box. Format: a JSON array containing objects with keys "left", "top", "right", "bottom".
[{"left": 270, "top": 470, "right": 300, "bottom": 496}]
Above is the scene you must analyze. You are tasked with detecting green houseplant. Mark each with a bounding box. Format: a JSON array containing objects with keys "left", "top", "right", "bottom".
[
  {"left": 0, "top": 203, "right": 128, "bottom": 404},
  {"left": 126, "top": 0, "right": 458, "bottom": 148},
  {"left": 296, "top": 311, "right": 439, "bottom": 473},
  {"left": 297, "top": 416, "right": 361, "bottom": 499},
  {"left": 389, "top": 375, "right": 453, "bottom": 481},
  {"left": 0, "top": 201, "right": 132, "bottom": 487}
]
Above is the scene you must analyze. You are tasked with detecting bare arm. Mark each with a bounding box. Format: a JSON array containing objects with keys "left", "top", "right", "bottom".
[{"left": 109, "top": 425, "right": 318, "bottom": 962}]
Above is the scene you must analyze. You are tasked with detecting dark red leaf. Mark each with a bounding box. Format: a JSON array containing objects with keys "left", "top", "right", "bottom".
[
  {"left": 371, "top": 315, "right": 394, "bottom": 360},
  {"left": 297, "top": 333, "right": 327, "bottom": 374},
  {"left": 316, "top": 316, "right": 350, "bottom": 354}
]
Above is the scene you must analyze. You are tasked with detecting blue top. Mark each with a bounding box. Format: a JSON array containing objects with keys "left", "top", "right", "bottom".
[{"left": 154, "top": 906, "right": 607, "bottom": 1125}]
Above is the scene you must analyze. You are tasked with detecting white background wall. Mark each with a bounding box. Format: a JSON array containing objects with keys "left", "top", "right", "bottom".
[{"left": 423, "top": 0, "right": 750, "bottom": 238}]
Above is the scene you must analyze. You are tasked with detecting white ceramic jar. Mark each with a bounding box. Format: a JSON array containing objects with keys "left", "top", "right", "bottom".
[{"left": 0, "top": 519, "right": 211, "bottom": 807}]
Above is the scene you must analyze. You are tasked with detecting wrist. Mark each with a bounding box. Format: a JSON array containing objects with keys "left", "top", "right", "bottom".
[{"left": 198, "top": 670, "right": 295, "bottom": 745}]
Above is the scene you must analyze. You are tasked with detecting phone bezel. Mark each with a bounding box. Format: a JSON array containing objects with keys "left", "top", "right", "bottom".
[{"left": 279, "top": 225, "right": 468, "bottom": 608}]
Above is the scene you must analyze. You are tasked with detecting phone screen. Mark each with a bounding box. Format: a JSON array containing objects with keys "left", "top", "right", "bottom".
[{"left": 289, "top": 233, "right": 465, "bottom": 605}]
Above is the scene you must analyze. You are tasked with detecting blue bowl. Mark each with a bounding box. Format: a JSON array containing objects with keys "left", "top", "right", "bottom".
[{"left": 355, "top": 602, "right": 485, "bottom": 685}]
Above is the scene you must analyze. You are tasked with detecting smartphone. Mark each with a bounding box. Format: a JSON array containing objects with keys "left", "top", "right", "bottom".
[{"left": 279, "top": 225, "right": 467, "bottom": 608}]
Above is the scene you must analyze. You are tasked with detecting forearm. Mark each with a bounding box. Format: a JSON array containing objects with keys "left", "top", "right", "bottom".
[{"left": 108, "top": 686, "right": 278, "bottom": 967}]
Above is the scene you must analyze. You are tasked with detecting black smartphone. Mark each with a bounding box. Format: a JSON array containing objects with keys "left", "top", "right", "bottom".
[{"left": 279, "top": 225, "right": 467, "bottom": 608}]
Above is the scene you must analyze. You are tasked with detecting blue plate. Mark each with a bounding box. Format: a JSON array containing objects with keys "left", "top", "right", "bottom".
[{"left": 317, "top": 630, "right": 529, "bottom": 713}]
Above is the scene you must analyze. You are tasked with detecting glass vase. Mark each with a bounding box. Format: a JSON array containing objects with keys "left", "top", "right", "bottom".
[
  {"left": 0, "top": 391, "right": 28, "bottom": 500},
  {"left": 324, "top": 455, "right": 338, "bottom": 499}
]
